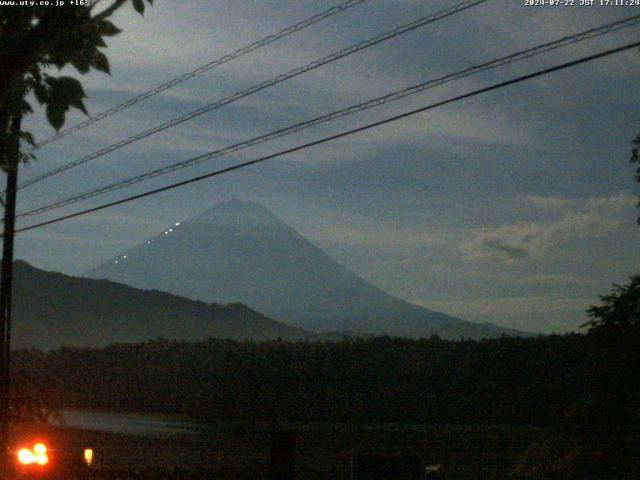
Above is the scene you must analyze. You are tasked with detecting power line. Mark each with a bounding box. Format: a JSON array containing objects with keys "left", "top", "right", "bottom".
[
  {"left": 23, "top": 0, "right": 371, "bottom": 154},
  {"left": 17, "top": 14, "right": 640, "bottom": 219},
  {"left": 16, "top": 0, "right": 490, "bottom": 192},
  {"left": 18, "top": 14, "right": 638, "bottom": 217},
  {"left": 13, "top": 40, "right": 640, "bottom": 236}
]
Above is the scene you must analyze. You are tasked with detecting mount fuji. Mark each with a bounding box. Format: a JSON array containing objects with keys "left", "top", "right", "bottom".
[{"left": 85, "top": 199, "right": 526, "bottom": 339}]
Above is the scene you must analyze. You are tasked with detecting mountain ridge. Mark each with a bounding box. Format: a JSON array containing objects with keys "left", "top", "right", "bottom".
[
  {"left": 85, "top": 199, "right": 530, "bottom": 339},
  {"left": 12, "top": 260, "right": 313, "bottom": 350}
]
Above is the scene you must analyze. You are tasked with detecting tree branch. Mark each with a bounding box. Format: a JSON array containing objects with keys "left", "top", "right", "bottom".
[{"left": 0, "top": 11, "right": 64, "bottom": 109}]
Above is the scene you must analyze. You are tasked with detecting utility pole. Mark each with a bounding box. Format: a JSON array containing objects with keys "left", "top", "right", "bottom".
[{"left": 0, "top": 115, "right": 21, "bottom": 477}]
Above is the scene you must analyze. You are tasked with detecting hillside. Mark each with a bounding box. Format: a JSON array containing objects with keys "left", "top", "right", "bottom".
[{"left": 12, "top": 260, "right": 311, "bottom": 350}]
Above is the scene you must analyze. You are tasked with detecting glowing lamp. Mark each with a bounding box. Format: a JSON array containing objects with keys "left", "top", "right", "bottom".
[
  {"left": 84, "top": 448, "right": 93, "bottom": 466},
  {"left": 17, "top": 442, "right": 48, "bottom": 466},
  {"left": 17, "top": 448, "right": 36, "bottom": 464}
]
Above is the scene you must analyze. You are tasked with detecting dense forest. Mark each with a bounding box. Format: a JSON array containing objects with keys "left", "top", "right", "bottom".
[{"left": 11, "top": 332, "right": 638, "bottom": 430}]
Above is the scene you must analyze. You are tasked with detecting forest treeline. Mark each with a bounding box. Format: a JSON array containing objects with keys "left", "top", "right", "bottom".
[{"left": 11, "top": 333, "right": 639, "bottom": 429}]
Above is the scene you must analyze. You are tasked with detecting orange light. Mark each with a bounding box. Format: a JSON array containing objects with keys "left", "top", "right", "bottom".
[
  {"left": 17, "top": 448, "right": 36, "bottom": 465},
  {"left": 17, "top": 443, "right": 48, "bottom": 466},
  {"left": 84, "top": 448, "right": 93, "bottom": 466},
  {"left": 33, "top": 443, "right": 46, "bottom": 455}
]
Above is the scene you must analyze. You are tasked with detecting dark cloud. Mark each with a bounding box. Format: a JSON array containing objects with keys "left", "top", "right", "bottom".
[{"left": 480, "top": 238, "right": 530, "bottom": 261}]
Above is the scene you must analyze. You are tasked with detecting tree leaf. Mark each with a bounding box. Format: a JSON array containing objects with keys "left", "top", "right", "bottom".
[
  {"left": 47, "top": 76, "right": 87, "bottom": 103},
  {"left": 70, "top": 97, "right": 88, "bottom": 116},
  {"left": 92, "top": 51, "right": 110, "bottom": 74},
  {"left": 132, "top": 0, "right": 145, "bottom": 15},
  {"left": 19, "top": 131, "right": 36, "bottom": 147},
  {"left": 33, "top": 83, "right": 49, "bottom": 105},
  {"left": 97, "top": 19, "right": 122, "bottom": 37},
  {"left": 70, "top": 49, "right": 92, "bottom": 74},
  {"left": 85, "top": 25, "right": 107, "bottom": 48},
  {"left": 44, "top": 76, "right": 89, "bottom": 129},
  {"left": 46, "top": 100, "right": 66, "bottom": 131}
]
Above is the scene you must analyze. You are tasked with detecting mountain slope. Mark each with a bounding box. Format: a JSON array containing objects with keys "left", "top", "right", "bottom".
[
  {"left": 12, "top": 260, "right": 312, "bottom": 350},
  {"left": 85, "top": 199, "right": 527, "bottom": 339}
]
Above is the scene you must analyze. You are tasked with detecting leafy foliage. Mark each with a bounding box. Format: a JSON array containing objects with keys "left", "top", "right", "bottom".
[
  {"left": 12, "top": 334, "right": 607, "bottom": 426},
  {"left": 41, "top": 76, "right": 89, "bottom": 131},
  {"left": 584, "top": 275, "right": 640, "bottom": 338},
  {"left": 580, "top": 276, "right": 640, "bottom": 440},
  {"left": 0, "top": 0, "right": 153, "bottom": 423},
  {"left": 0, "top": 0, "right": 154, "bottom": 169}
]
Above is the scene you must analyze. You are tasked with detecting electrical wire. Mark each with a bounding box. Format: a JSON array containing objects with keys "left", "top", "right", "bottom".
[
  {"left": 16, "top": 0, "right": 490, "bottom": 191},
  {"left": 23, "top": 0, "right": 371, "bottom": 153},
  {"left": 17, "top": 14, "right": 640, "bottom": 219},
  {"left": 13, "top": 40, "right": 640, "bottom": 235}
]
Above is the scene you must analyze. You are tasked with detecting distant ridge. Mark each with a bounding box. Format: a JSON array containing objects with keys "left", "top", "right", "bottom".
[
  {"left": 12, "top": 260, "right": 312, "bottom": 350},
  {"left": 85, "top": 199, "right": 530, "bottom": 339}
]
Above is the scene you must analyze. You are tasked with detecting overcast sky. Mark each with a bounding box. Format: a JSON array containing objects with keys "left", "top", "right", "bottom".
[{"left": 15, "top": 0, "right": 640, "bottom": 333}]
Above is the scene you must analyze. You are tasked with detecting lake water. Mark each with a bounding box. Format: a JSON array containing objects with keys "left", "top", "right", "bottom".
[
  {"left": 59, "top": 409, "right": 209, "bottom": 436},
  {"left": 49, "top": 411, "right": 538, "bottom": 476}
]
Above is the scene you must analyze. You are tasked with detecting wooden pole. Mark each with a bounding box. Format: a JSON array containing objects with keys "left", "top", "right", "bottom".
[{"left": 0, "top": 115, "right": 21, "bottom": 477}]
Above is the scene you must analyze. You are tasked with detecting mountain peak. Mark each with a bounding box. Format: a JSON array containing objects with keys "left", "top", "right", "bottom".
[
  {"left": 191, "top": 198, "right": 285, "bottom": 227},
  {"left": 85, "top": 201, "right": 528, "bottom": 339}
]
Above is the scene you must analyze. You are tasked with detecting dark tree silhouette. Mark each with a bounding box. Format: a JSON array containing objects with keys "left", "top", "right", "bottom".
[
  {"left": 580, "top": 276, "right": 640, "bottom": 436},
  {"left": 0, "top": 1, "right": 153, "bottom": 473},
  {"left": 584, "top": 276, "right": 640, "bottom": 338},
  {"left": 0, "top": 0, "right": 154, "bottom": 162}
]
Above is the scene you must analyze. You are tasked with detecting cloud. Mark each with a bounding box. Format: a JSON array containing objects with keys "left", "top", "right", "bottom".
[
  {"left": 462, "top": 193, "right": 635, "bottom": 263},
  {"left": 479, "top": 237, "right": 530, "bottom": 261},
  {"left": 525, "top": 195, "right": 572, "bottom": 210},
  {"left": 526, "top": 192, "right": 636, "bottom": 213},
  {"left": 310, "top": 224, "right": 450, "bottom": 248},
  {"left": 413, "top": 295, "right": 595, "bottom": 317}
]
